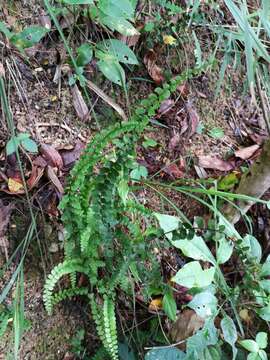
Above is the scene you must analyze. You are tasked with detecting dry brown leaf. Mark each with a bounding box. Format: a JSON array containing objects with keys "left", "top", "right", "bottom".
[
  {"left": 47, "top": 166, "right": 64, "bottom": 194},
  {"left": 61, "top": 141, "right": 85, "bottom": 168},
  {"left": 87, "top": 80, "right": 127, "bottom": 121},
  {"left": 71, "top": 85, "right": 90, "bottom": 121},
  {"left": 164, "top": 160, "right": 185, "bottom": 179},
  {"left": 235, "top": 144, "right": 260, "bottom": 160},
  {"left": 143, "top": 50, "right": 164, "bottom": 85},
  {"left": 158, "top": 99, "right": 175, "bottom": 114},
  {"left": 168, "top": 133, "right": 181, "bottom": 151},
  {"left": 27, "top": 166, "right": 44, "bottom": 190},
  {"left": 0, "top": 200, "right": 14, "bottom": 260},
  {"left": 39, "top": 15, "right": 51, "bottom": 30},
  {"left": 170, "top": 309, "right": 205, "bottom": 350},
  {"left": 186, "top": 100, "right": 200, "bottom": 137},
  {"left": 40, "top": 144, "right": 63, "bottom": 168},
  {"left": 198, "top": 155, "right": 234, "bottom": 171}
]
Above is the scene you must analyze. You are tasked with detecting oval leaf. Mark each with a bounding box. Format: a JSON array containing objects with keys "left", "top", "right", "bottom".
[
  {"left": 145, "top": 348, "right": 185, "bottom": 360},
  {"left": 76, "top": 43, "right": 93, "bottom": 66},
  {"left": 96, "top": 39, "right": 138, "bottom": 64},
  {"left": 162, "top": 290, "right": 177, "bottom": 321},
  {"left": 97, "top": 59, "right": 125, "bottom": 86},
  {"left": 21, "top": 138, "right": 38, "bottom": 153},
  {"left": 100, "top": 15, "right": 139, "bottom": 36}
]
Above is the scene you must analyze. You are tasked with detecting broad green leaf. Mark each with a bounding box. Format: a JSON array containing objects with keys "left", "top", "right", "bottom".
[
  {"left": 16, "top": 133, "right": 30, "bottom": 141},
  {"left": 216, "top": 237, "right": 234, "bottom": 264},
  {"left": 242, "top": 235, "right": 262, "bottom": 262},
  {"left": 261, "top": 261, "right": 270, "bottom": 277},
  {"left": 259, "top": 280, "right": 270, "bottom": 293},
  {"left": 239, "top": 339, "right": 259, "bottom": 353},
  {"left": 98, "top": 0, "right": 135, "bottom": 20},
  {"left": 257, "top": 304, "right": 270, "bottom": 321},
  {"left": 208, "top": 127, "right": 224, "bottom": 139},
  {"left": 100, "top": 15, "right": 139, "bottom": 36},
  {"left": 218, "top": 173, "right": 239, "bottom": 191},
  {"left": 76, "top": 43, "right": 93, "bottom": 66},
  {"left": 118, "top": 179, "right": 129, "bottom": 205},
  {"left": 258, "top": 350, "right": 268, "bottom": 360},
  {"left": 221, "top": 315, "right": 238, "bottom": 360},
  {"left": 6, "top": 137, "right": 19, "bottom": 155},
  {"left": 119, "top": 342, "right": 136, "bottom": 360},
  {"left": 142, "top": 138, "right": 158, "bottom": 148},
  {"left": 172, "top": 236, "right": 216, "bottom": 264},
  {"left": 162, "top": 290, "right": 177, "bottom": 321},
  {"left": 154, "top": 213, "right": 179, "bottom": 240},
  {"left": 172, "top": 261, "right": 215, "bottom": 288},
  {"left": 256, "top": 332, "right": 267, "bottom": 349},
  {"left": 97, "top": 58, "right": 125, "bottom": 86},
  {"left": 188, "top": 291, "right": 217, "bottom": 318},
  {"left": 96, "top": 39, "right": 138, "bottom": 64},
  {"left": 11, "top": 26, "right": 49, "bottom": 49},
  {"left": 130, "top": 165, "right": 148, "bottom": 181},
  {"left": 145, "top": 348, "right": 185, "bottom": 360},
  {"left": 247, "top": 353, "right": 260, "bottom": 360},
  {"left": 21, "top": 138, "right": 38, "bottom": 153},
  {"left": 62, "top": 0, "right": 94, "bottom": 4},
  {"left": 0, "top": 21, "right": 12, "bottom": 39}
]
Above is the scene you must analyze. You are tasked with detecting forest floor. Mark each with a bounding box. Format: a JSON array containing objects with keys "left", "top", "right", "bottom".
[{"left": 0, "top": 1, "right": 270, "bottom": 359}]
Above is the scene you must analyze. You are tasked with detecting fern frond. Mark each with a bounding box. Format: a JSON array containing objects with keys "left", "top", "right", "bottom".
[
  {"left": 51, "top": 287, "right": 89, "bottom": 308},
  {"left": 103, "top": 295, "right": 118, "bottom": 360},
  {"left": 43, "top": 259, "right": 87, "bottom": 315}
]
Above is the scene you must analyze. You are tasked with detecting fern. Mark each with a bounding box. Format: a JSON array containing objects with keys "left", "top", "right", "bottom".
[{"left": 44, "top": 61, "right": 212, "bottom": 359}]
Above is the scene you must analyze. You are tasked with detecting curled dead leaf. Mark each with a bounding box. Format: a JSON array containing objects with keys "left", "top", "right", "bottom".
[
  {"left": 71, "top": 84, "right": 90, "bottom": 121},
  {"left": 40, "top": 144, "right": 63, "bottom": 168},
  {"left": 163, "top": 159, "right": 185, "bottom": 179},
  {"left": 46, "top": 166, "right": 64, "bottom": 194},
  {"left": 143, "top": 50, "right": 164, "bottom": 85},
  {"left": 27, "top": 166, "right": 44, "bottom": 190},
  {"left": 197, "top": 155, "right": 234, "bottom": 171},
  {"left": 158, "top": 99, "right": 175, "bottom": 115},
  {"left": 61, "top": 141, "right": 85, "bottom": 168},
  {"left": 170, "top": 309, "right": 205, "bottom": 350},
  {"left": 186, "top": 100, "right": 200, "bottom": 137},
  {"left": 235, "top": 144, "right": 260, "bottom": 160}
]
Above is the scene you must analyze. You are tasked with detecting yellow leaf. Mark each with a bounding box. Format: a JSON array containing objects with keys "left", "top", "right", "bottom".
[
  {"left": 163, "top": 35, "right": 176, "bottom": 45},
  {"left": 8, "top": 178, "right": 24, "bottom": 193},
  {"left": 149, "top": 298, "right": 163, "bottom": 311}
]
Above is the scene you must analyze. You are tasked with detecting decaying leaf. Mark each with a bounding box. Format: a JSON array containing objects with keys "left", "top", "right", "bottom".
[
  {"left": 71, "top": 84, "right": 90, "bottom": 121},
  {"left": 8, "top": 177, "right": 24, "bottom": 193},
  {"left": 170, "top": 309, "right": 205, "bottom": 350},
  {"left": 0, "top": 200, "right": 14, "bottom": 260},
  {"left": 46, "top": 166, "right": 64, "bottom": 194},
  {"left": 27, "top": 166, "right": 44, "bottom": 190},
  {"left": 235, "top": 144, "right": 260, "bottom": 160},
  {"left": 163, "top": 160, "right": 185, "bottom": 179},
  {"left": 158, "top": 99, "right": 175, "bottom": 115},
  {"left": 143, "top": 50, "right": 164, "bottom": 85},
  {"left": 40, "top": 143, "right": 63, "bottom": 168},
  {"left": 61, "top": 141, "right": 85, "bottom": 168},
  {"left": 198, "top": 155, "right": 234, "bottom": 171},
  {"left": 149, "top": 298, "right": 163, "bottom": 312},
  {"left": 186, "top": 100, "right": 200, "bottom": 137}
]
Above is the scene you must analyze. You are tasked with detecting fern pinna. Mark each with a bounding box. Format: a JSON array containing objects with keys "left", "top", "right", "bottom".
[{"left": 43, "top": 62, "right": 210, "bottom": 359}]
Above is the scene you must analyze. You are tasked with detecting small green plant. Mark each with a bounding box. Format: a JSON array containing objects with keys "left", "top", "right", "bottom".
[
  {"left": 43, "top": 62, "right": 210, "bottom": 359},
  {"left": 6, "top": 133, "right": 38, "bottom": 156},
  {"left": 239, "top": 332, "right": 268, "bottom": 360}
]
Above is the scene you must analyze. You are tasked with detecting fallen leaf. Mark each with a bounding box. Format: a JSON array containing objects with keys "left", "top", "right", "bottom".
[
  {"left": 71, "top": 84, "right": 89, "bottom": 121},
  {"left": 170, "top": 309, "right": 205, "bottom": 350},
  {"left": 164, "top": 159, "right": 185, "bottom": 179},
  {"left": 143, "top": 50, "right": 164, "bottom": 84},
  {"left": 40, "top": 144, "right": 63, "bottom": 168},
  {"left": 198, "top": 155, "right": 234, "bottom": 171},
  {"left": 0, "top": 200, "right": 14, "bottom": 260},
  {"left": 177, "top": 83, "right": 189, "bottom": 97},
  {"left": 158, "top": 99, "right": 174, "bottom": 114},
  {"left": 39, "top": 15, "right": 51, "bottom": 30},
  {"left": 235, "top": 144, "right": 260, "bottom": 160},
  {"left": 186, "top": 100, "right": 200, "bottom": 137},
  {"left": 149, "top": 298, "right": 163, "bottom": 311},
  {"left": 168, "top": 133, "right": 181, "bottom": 151},
  {"left": 239, "top": 309, "right": 252, "bottom": 325},
  {"left": 27, "top": 166, "right": 44, "bottom": 190},
  {"left": 163, "top": 35, "right": 177, "bottom": 45},
  {"left": 8, "top": 178, "right": 24, "bottom": 193},
  {"left": 61, "top": 141, "right": 85, "bottom": 168},
  {"left": 46, "top": 166, "right": 64, "bottom": 194}
]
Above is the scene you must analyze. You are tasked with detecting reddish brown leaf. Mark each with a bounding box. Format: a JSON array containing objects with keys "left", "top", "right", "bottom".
[
  {"left": 61, "top": 142, "right": 85, "bottom": 168},
  {"left": 168, "top": 133, "right": 181, "bottom": 151},
  {"left": 235, "top": 144, "right": 260, "bottom": 160},
  {"left": 143, "top": 50, "right": 164, "bottom": 85},
  {"left": 164, "top": 159, "right": 185, "bottom": 179},
  {"left": 186, "top": 100, "right": 199, "bottom": 137},
  {"left": 198, "top": 155, "right": 234, "bottom": 171},
  {"left": 40, "top": 144, "right": 63, "bottom": 169},
  {"left": 27, "top": 166, "right": 44, "bottom": 190},
  {"left": 71, "top": 84, "right": 89, "bottom": 121}
]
